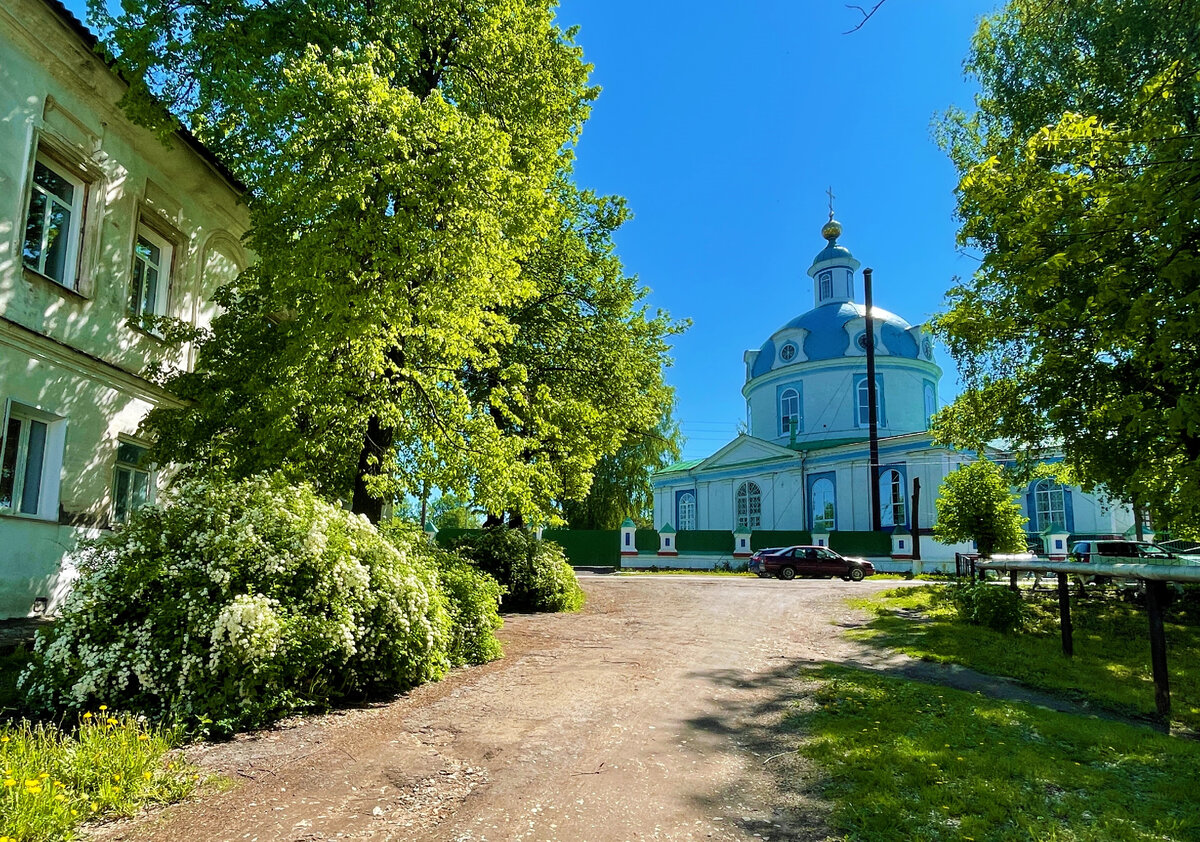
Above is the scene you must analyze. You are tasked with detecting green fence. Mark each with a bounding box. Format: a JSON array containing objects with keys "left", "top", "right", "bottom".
[
  {"left": 675, "top": 530, "right": 733, "bottom": 553},
  {"left": 750, "top": 530, "right": 812, "bottom": 550},
  {"left": 830, "top": 531, "right": 892, "bottom": 556},
  {"left": 543, "top": 529, "right": 619, "bottom": 566}
]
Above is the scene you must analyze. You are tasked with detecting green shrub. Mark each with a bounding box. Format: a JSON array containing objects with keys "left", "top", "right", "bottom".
[
  {"left": 21, "top": 476, "right": 453, "bottom": 734},
  {"left": 450, "top": 528, "right": 584, "bottom": 613},
  {"left": 383, "top": 523, "right": 505, "bottom": 666},
  {"left": 951, "top": 582, "right": 1025, "bottom": 633}
]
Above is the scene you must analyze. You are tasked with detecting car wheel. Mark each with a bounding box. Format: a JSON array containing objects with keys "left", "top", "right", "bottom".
[
  {"left": 848, "top": 567, "right": 865, "bottom": 582},
  {"left": 778, "top": 566, "right": 797, "bottom": 581}
]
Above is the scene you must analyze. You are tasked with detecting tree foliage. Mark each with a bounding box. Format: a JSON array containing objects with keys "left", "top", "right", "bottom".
[
  {"left": 933, "top": 0, "right": 1200, "bottom": 535},
  {"left": 102, "top": 0, "right": 682, "bottom": 523},
  {"left": 933, "top": 460, "right": 1027, "bottom": 558},
  {"left": 561, "top": 406, "right": 681, "bottom": 529}
]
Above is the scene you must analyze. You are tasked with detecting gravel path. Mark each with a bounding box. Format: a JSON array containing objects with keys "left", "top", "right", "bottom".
[{"left": 87, "top": 574, "right": 1068, "bottom": 842}]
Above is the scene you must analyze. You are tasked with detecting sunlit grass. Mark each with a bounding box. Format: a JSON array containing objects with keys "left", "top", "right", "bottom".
[
  {"left": 0, "top": 711, "right": 201, "bottom": 841},
  {"left": 849, "top": 585, "right": 1200, "bottom": 730},
  {"left": 792, "top": 665, "right": 1200, "bottom": 842}
]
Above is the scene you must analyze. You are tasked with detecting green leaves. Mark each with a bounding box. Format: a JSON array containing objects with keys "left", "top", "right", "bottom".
[
  {"left": 936, "top": 0, "right": 1200, "bottom": 535},
  {"left": 933, "top": 460, "right": 1028, "bottom": 558},
  {"left": 111, "top": 0, "right": 681, "bottom": 524}
]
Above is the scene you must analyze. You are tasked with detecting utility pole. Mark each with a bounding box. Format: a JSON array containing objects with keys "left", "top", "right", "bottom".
[
  {"left": 864, "top": 267, "right": 881, "bottom": 532},
  {"left": 911, "top": 477, "right": 921, "bottom": 560}
]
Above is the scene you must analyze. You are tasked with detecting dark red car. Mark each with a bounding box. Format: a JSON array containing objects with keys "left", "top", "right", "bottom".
[{"left": 748, "top": 545, "right": 875, "bottom": 582}]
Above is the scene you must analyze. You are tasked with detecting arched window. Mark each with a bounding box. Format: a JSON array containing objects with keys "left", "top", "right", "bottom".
[
  {"left": 779, "top": 388, "right": 800, "bottom": 436},
  {"left": 880, "top": 469, "right": 905, "bottom": 527},
  {"left": 811, "top": 478, "right": 835, "bottom": 531},
  {"left": 924, "top": 383, "right": 936, "bottom": 429},
  {"left": 735, "top": 481, "right": 762, "bottom": 529},
  {"left": 819, "top": 271, "right": 832, "bottom": 300},
  {"left": 677, "top": 492, "right": 696, "bottom": 531},
  {"left": 1034, "top": 479, "right": 1066, "bottom": 530},
  {"left": 856, "top": 376, "right": 884, "bottom": 427}
]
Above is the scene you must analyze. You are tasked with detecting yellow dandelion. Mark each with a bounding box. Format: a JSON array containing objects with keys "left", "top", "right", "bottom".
[
  {"left": 99, "top": 705, "right": 108, "bottom": 712},
  {"left": 107, "top": 718, "right": 118, "bottom": 725},
  {"left": 113, "top": 773, "right": 121, "bottom": 782},
  {"left": 138, "top": 734, "right": 150, "bottom": 741},
  {"left": 55, "top": 793, "right": 66, "bottom": 802},
  {"left": 143, "top": 771, "right": 152, "bottom": 780},
  {"left": 91, "top": 802, "right": 99, "bottom": 811},
  {"left": 4, "top": 779, "right": 14, "bottom": 787},
  {"left": 82, "top": 712, "right": 92, "bottom": 719},
  {"left": 0, "top": 736, "right": 9, "bottom": 743}
]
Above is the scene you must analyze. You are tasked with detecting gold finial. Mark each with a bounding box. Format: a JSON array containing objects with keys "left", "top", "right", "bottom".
[{"left": 822, "top": 187, "right": 842, "bottom": 240}]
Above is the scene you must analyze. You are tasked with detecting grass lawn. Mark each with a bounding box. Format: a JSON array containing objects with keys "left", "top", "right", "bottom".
[
  {"left": 792, "top": 664, "right": 1200, "bottom": 842},
  {"left": 848, "top": 585, "right": 1200, "bottom": 731}
]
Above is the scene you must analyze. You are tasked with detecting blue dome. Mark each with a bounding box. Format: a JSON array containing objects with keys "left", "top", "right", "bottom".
[
  {"left": 749, "top": 302, "right": 919, "bottom": 378},
  {"left": 812, "top": 242, "right": 855, "bottom": 264}
]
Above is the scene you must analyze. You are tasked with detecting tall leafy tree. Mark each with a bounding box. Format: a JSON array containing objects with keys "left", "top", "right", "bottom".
[
  {"left": 934, "top": 0, "right": 1200, "bottom": 534},
  {"left": 933, "top": 460, "right": 1028, "bottom": 558},
  {"left": 561, "top": 408, "right": 682, "bottom": 529},
  {"left": 103, "top": 0, "right": 680, "bottom": 523}
]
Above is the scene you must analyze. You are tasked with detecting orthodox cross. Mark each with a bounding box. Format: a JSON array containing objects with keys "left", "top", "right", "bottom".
[{"left": 826, "top": 186, "right": 836, "bottom": 220}]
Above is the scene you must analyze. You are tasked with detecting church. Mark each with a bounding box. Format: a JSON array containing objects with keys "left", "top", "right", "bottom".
[{"left": 650, "top": 214, "right": 1134, "bottom": 562}]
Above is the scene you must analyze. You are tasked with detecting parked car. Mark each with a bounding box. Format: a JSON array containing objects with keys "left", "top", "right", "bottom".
[
  {"left": 748, "top": 545, "right": 875, "bottom": 582},
  {"left": 1070, "top": 540, "right": 1200, "bottom": 565}
]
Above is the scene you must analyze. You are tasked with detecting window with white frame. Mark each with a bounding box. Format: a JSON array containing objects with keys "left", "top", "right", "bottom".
[
  {"left": 129, "top": 225, "right": 173, "bottom": 329},
  {"left": 880, "top": 469, "right": 905, "bottom": 527},
  {"left": 819, "top": 271, "right": 832, "bottom": 300},
  {"left": 0, "top": 403, "right": 64, "bottom": 520},
  {"left": 811, "top": 477, "right": 835, "bottom": 531},
  {"left": 924, "top": 383, "right": 936, "bottom": 429},
  {"left": 855, "top": 376, "right": 884, "bottom": 427},
  {"left": 735, "top": 481, "right": 762, "bottom": 529},
  {"left": 22, "top": 154, "right": 85, "bottom": 288},
  {"left": 677, "top": 492, "right": 696, "bottom": 531},
  {"left": 779, "top": 388, "right": 801, "bottom": 436},
  {"left": 1034, "top": 479, "right": 1066, "bottom": 530},
  {"left": 112, "top": 441, "right": 154, "bottom": 524}
]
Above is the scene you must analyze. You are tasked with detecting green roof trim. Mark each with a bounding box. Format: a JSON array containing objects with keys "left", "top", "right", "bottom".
[
  {"left": 659, "top": 523, "right": 677, "bottom": 533},
  {"left": 891, "top": 524, "right": 911, "bottom": 535},
  {"left": 423, "top": 521, "right": 437, "bottom": 533},
  {"left": 620, "top": 517, "right": 637, "bottom": 528},
  {"left": 656, "top": 458, "right": 705, "bottom": 474}
]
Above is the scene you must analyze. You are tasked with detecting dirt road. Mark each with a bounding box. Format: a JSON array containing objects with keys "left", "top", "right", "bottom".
[{"left": 96, "top": 574, "right": 904, "bottom": 842}]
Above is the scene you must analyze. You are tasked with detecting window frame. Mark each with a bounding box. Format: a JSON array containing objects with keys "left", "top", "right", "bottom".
[
  {"left": 22, "top": 152, "right": 86, "bottom": 289},
  {"left": 111, "top": 439, "right": 155, "bottom": 524},
  {"left": 854, "top": 375, "right": 886, "bottom": 428},
  {"left": 735, "top": 480, "right": 762, "bottom": 530},
  {"left": 811, "top": 476, "right": 836, "bottom": 531},
  {"left": 1034, "top": 478, "right": 1066, "bottom": 530},
  {"left": 677, "top": 491, "right": 696, "bottom": 531},
  {"left": 779, "top": 387, "right": 801, "bottom": 436},
  {"left": 880, "top": 468, "right": 906, "bottom": 528},
  {"left": 128, "top": 222, "right": 176, "bottom": 332},
  {"left": 0, "top": 400, "right": 64, "bottom": 521}
]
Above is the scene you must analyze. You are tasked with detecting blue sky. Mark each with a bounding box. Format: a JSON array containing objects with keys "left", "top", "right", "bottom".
[
  {"left": 66, "top": 0, "right": 1002, "bottom": 462},
  {"left": 559, "top": 0, "right": 1001, "bottom": 459}
]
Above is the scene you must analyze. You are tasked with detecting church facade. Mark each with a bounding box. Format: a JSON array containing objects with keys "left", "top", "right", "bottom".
[{"left": 651, "top": 217, "right": 1133, "bottom": 560}]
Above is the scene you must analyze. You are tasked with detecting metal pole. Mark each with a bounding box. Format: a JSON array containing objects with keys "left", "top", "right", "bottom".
[
  {"left": 863, "top": 267, "right": 881, "bottom": 532},
  {"left": 1144, "top": 580, "right": 1172, "bottom": 721},
  {"left": 1057, "top": 572, "right": 1074, "bottom": 657},
  {"left": 911, "top": 477, "right": 921, "bottom": 560}
]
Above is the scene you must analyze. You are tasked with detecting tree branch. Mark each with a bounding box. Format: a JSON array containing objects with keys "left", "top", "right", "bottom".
[{"left": 844, "top": 1, "right": 887, "bottom": 34}]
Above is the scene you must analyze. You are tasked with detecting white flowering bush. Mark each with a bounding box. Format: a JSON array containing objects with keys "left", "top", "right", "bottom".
[
  {"left": 383, "top": 522, "right": 505, "bottom": 666},
  {"left": 21, "top": 476, "right": 453, "bottom": 734}
]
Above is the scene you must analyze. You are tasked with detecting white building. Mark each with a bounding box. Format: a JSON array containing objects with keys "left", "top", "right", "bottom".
[
  {"left": 0, "top": 0, "right": 248, "bottom": 617},
  {"left": 652, "top": 216, "right": 1133, "bottom": 561}
]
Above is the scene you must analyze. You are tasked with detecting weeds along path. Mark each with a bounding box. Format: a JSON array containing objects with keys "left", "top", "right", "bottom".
[{"left": 91, "top": 575, "right": 911, "bottom": 842}]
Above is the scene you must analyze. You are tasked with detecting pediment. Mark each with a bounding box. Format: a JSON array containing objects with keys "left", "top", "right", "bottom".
[{"left": 698, "top": 435, "right": 800, "bottom": 471}]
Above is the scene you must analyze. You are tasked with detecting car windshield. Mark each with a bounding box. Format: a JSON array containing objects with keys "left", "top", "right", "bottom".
[{"left": 1134, "top": 544, "right": 1174, "bottom": 559}]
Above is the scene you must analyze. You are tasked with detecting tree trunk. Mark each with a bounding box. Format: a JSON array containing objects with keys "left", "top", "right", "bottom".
[{"left": 351, "top": 413, "right": 394, "bottom": 524}]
